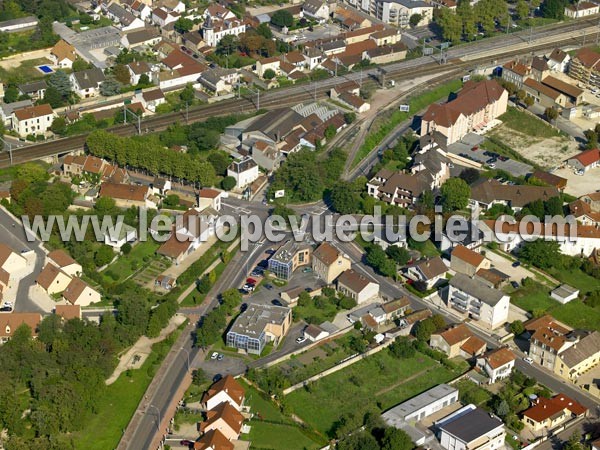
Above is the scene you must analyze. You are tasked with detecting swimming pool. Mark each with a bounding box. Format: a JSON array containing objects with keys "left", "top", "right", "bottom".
[{"left": 37, "top": 65, "right": 54, "bottom": 74}]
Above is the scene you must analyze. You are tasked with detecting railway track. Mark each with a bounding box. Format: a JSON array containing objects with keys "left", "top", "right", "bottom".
[{"left": 1, "top": 19, "right": 598, "bottom": 168}]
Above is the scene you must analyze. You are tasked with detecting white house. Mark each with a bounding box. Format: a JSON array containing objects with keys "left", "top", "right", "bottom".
[
  {"left": 70, "top": 68, "right": 105, "bottom": 98},
  {"left": 383, "top": 384, "right": 458, "bottom": 423},
  {"left": 564, "top": 1, "right": 599, "bottom": 18},
  {"left": 201, "top": 375, "right": 245, "bottom": 411},
  {"left": 548, "top": 48, "right": 571, "bottom": 73},
  {"left": 404, "top": 256, "right": 448, "bottom": 290},
  {"left": 104, "top": 223, "right": 137, "bottom": 250},
  {"left": 337, "top": 269, "right": 379, "bottom": 304},
  {"left": 11, "top": 104, "right": 55, "bottom": 137},
  {"left": 567, "top": 148, "right": 600, "bottom": 173},
  {"left": 445, "top": 273, "right": 510, "bottom": 330},
  {"left": 302, "top": 0, "right": 331, "bottom": 22},
  {"left": 62, "top": 277, "right": 102, "bottom": 306},
  {"left": 437, "top": 405, "right": 505, "bottom": 450},
  {"left": 550, "top": 284, "right": 580, "bottom": 304},
  {"left": 476, "top": 347, "right": 516, "bottom": 384},
  {"left": 49, "top": 40, "right": 77, "bottom": 69},
  {"left": 304, "top": 324, "right": 329, "bottom": 342},
  {"left": 227, "top": 157, "right": 259, "bottom": 189},
  {"left": 151, "top": 7, "right": 179, "bottom": 27},
  {"left": 198, "top": 188, "right": 225, "bottom": 212},
  {"left": 36, "top": 264, "right": 72, "bottom": 295},
  {"left": 0, "top": 243, "right": 27, "bottom": 278},
  {"left": 202, "top": 14, "right": 246, "bottom": 48},
  {"left": 105, "top": 3, "right": 145, "bottom": 31},
  {"left": 46, "top": 250, "right": 82, "bottom": 277},
  {"left": 138, "top": 89, "right": 166, "bottom": 112},
  {"left": 127, "top": 61, "right": 152, "bottom": 85}
]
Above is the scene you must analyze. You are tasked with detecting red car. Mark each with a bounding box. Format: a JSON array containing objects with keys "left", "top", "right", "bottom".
[{"left": 246, "top": 278, "right": 257, "bottom": 285}]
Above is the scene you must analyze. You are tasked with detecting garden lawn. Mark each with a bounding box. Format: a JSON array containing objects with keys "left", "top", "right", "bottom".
[
  {"left": 101, "top": 240, "right": 160, "bottom": 284},
  {"left": 73, "top": 325, "right": 184, "bottom": 450},
  {"left": 497, "top": 107, "right": 560, "bottom": 139},
  {"left": 286, "top": 350, "right": 459, "bottom": 436},
  {"left": 352, "top": 78, "right": 462, "bottom": 168},
  {"left": 546, "top": 267, "right": 600, "bottom": 292}
]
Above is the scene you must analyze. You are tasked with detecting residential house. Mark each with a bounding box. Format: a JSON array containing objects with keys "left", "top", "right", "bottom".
[
  {"left": 198, "top": 188, "right": 225, "bottom": 212},
  {"left": 181, "top": 31, "right": 206, "bottom": 53},
  {"left": 554, "top": 331, "right": 600, "bottom": 382},
  {"left": 267, "top": 241, "right": 312, "bottom": 280},
  {"left": 311, "top": 242, "right": 351, "bottom": 283},
  {"left": 564, "top": 1, "right": 599, "bottom": 18},
  {"left": 157, "top": 207, "right": 219, "bottom": 264},
  {"left": 226, "top": 304, "right": 292, "bottom": 354},
  {"left": 70, "top": 68, "right": 106, "bottom": 98},
  {"left": 404, "top": 256, "right": 448, "bottom": 290},
  {"left": 436, "top": 404, "right": 505, "bottom": 450},
  {"left": 382, "top": 297, "right": 410, "bottom": 323},
  {"left": 155, "top": 0, "right": 185, "bottom": 13},
  {"left": 450, "top": 245, "right": 490, "bottom": 276},
  {"left": 256, "top": 56, "right": 281, "bottom": 78},
  {"left": 541, "top": 75, "right": 584, "bottom": 105},
  {"left": 36, "top": 263, "right": 71, "bottom": 295},
  {"left": 548, "top": 48, "right": 571, "bottom": 73},
  {"left": 304, "top": 47, "right": 323, "bottom": 70},
  {"left": 396, "top": 308, "right": 432, "bottom": 335},
  {"left": 531, "top": 56, "right": 550, "bottom": 81},
  {"left": 476, "top": 346, "right": 516, "bottom": 383},
  {"left": 330, "top": 80, "right": 370, "bottom": 112},
  {"left": 104, "top": 223, "right": 137, "bottom": 250},
  {"left": 567, "top": 148, "right": 600, "bottom": 172},
  {"left": 49, "top": 39, "right": 77, "bottom": 68},
  {"left": 0, "top": 243, "right": 27, "bottom": 277},
  {"left": 531, "top": 169, "right": 567, "bottom": 191},
  {"left": 522, "top": 394, "right": 587, "bottom": 432},
  {"left": 156, "top": 49, "right": 207, "bottom": 89},
  {"left": 302, "top": 0, "right": 331, "bottom": 22},
  {"left": 121, "top": 27, "right": 162, "bottom": 50},
  {"left": 430, "top": 323, "right": 487, "bottom": 358},
  {"left": 62, "top": 155, "right": 128, "bottom": 183},
  {"left": 304, "top": 324, "right": 330, "bottom": 341},
  {"left": 366, "top": 169, "right": 429, "bottom": 208},
  {"left": 139, "top": 89, "right": 166, "bottom": 112},
  {"left": 569, "top": 47, "right": 600, "bottom": 89},
  {"left": 227, "top": 157, "right": 259, "bottom": 189},
  {"left": 198, "top": 68, "right": 240, "bottom": 95},
  {"left": 473, "top": 268, "right": 509, "bottom": 289},
  {"left": 334, "top": 6, "right": 372, "bottom": 29},
  {"left": 11, "top": 104, "right": 54, "bottom": 137},
  {"left": 98, "top": 182, "right": 156, "bottom": 209},
  {"left": 151, "top": 7, "right": 179, "bottom": 27},
  {"left": 202, "top": 13, "right": 246, "bottom": 48},
  {"left": 440, "top": 218, "right": 485, "bottom": 253},
  {"left": 251, "top": 140, "right": 282, "bottom": 172},
  {"left": 569, "top": 192, "right": 600, "bottom": 225},
  {"left": 469, "top": 178, "right": 560, "bottom": 212},
  {"left": 47, "top": 249, "right": 82, "bottom": 277},
  {"left": 54, "top": 304, "right": 82, "bottom": 321},
  {"left": 502, "top": 60, "right": 531, "bottom": 88},
  {"left": 194, "top": 429, "right": 233, "bottom": 450},
  {"left": 336, "top": 269, "right": 379, "bottom": 304},
  {"left": 420, "top": 80, "right": 508, "bottom": 148},
  {"left": 383, "top": 384, "right": 458, "bottom": 424},
  {"left": 105, "top": 2, "right": 144, "bottom": 31},
  {"left": 280, "top": 286, "right": 321, "bottom": 306},
  {"left": 155, "top": 275, "right": 176, "bottom": 290},
  {"left": 363, "top": 42, "right": 407, "bottom": 65},
  {"left": 62, "top": 277, "right": 102, "bottom": 306},
  {"left": 372, "top": 0, "right": 433, "bottom": 28},
  {"left": 445, "top": 273, "right": 510, "bottom": 330},
  {"left": 127, "top": 61, "right": 152, "bottom": 85},
  {"left": 198, "top": 402, "right": 244, "bottom": 441},
  {"left": 523, "top": 77, "right": 568, "bottom": 108},
  {"left": 528, "top": 325, "right": 574, "bottom": 370},
  {"left": 121, "top": 0, "right": 152, "bottom": 20},
  {"left": 201, "top": 375, "right": 245, "bottom": 411},
  {"left": 18, "top": 80, "right": 47, "bottom": 102},
  {"left": 0, "top": 313, "right": 41, "bottom": 344},
  {"left": 0, "top": 99, "right": 33, "bottom": 129},
  {"left": 550, "top": 284, "right": 579, "bottom": 304},
  {"left": 370, "top": 28, "right": 401, "bottom": 46}
]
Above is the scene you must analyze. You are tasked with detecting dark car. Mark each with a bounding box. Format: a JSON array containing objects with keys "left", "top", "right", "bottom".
[
  {"left": 499, "top": 155, "right": 509, "bottom": 161},
  {"left": 512, "top": 261, "right": 521, "bottom": 267},
  {"left": 511, "top": 281, "right": 520, "bottom": 289},
  {"left": 240, "top": 303, "right": 248, "bottom": 312},
  {"left": 272, "top": 299, "right": 283, "bottom": 306},
  {"left": 265, "top": 284, "right": 273, "bottom": 290},
  {"left": 180, "top": 440, "right": 194, "bottom": 447}
]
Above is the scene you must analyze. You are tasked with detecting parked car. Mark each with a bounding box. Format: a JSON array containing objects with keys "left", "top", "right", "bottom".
[
  {"left": 296, "top": 336, "right": 307, "bottom": 344},
  {"left": 264, "top": 284, "right": 273, "bottom": 290},
  {"left": 211, "top": 352, "right": 219, "bottom": 360},
  {"left": 499, "top": 155, "right": 509, "bottom": 162},
  {"left": 512, "top": 261, "right": 521, "bottom": 267},
  {"left": 302, "top": 267, "right": 312, "bottom": 273},
  {"left": 488, "top": 163, "right": 496, "bottom": 169},
  {"left": 523, "top": 357, "right": 533, "bottom": 364},
  {"left": 272, "top": 299, "right": 283, "bottom": 306},
  {"left": 240, "top": 303, "right": 248, "bottom": 312},
  {"left": 510, "top": 281, "right": 519, "bottom": 289},
  {"left": 217, "top": 354, "right": 224, "bottom": 361}
]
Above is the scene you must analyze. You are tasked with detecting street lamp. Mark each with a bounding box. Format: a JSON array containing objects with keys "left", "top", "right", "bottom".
[
  {"left": 148, "top": 404, "right": 161, "bottom": 431},
  {"left": 180, "top": 347, "right": 191, "bottom": 372}
]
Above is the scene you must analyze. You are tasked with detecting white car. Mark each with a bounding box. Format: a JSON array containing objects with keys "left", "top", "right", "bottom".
[
  {"left": 296, "top": 336, "right": 307, "bottom": 344},
  {"left": 3, "top": 301, "right": 13, "bottom": 307},
  {"left": 523, "top": 357, "right": 533, "bottom": 364},
  {"left": 211, "top": 352, "right": 219, "bottom": 360}
]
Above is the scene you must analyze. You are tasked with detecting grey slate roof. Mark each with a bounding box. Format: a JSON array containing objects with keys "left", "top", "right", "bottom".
[
  {"left": 383, "top": 384, "right": 457, "bottom": 421},
  {"left": 73, "top": 68, "right": 106, "bottom": 90},
  {"left": 440, "top": 407, "right": 503, "bottom": 443},
  {"left": 449, "top": 273, "right": 506, "bottom": 306},
  {"left": 18, "top": 80, "right": 48, "bottom": 95},
  {"left": 108, "top": 3, "right": 137, "bottom": 26},
  {"left": 559, "top": 331, "right": 600, "bottom": 367}
]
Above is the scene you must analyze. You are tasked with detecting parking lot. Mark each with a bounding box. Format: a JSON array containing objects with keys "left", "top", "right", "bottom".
[
  {"left": 447, "top": 133, "right": 533, "bottom": 177},
  {"left": 552, "top": 165, "right": 600, "bottom": 198},
  {"left": 273, "top": 23, "right": 344, "bottom": 44}
]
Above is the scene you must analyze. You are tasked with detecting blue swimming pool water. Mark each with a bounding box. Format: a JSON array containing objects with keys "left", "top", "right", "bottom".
[{"left": 38, "top": 65, "right": 53, "bottom": 74}]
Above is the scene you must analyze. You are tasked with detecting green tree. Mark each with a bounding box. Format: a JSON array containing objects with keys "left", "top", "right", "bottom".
[
  {"left": 16, "top": 163, "right": 49, "bottom": 183},
  {"left": 386, "top": 246, "right": 410, "bottom": 265},
  {"left": 94, "top": 196, "right": 116, "bottom": 215},
  {"left": 179, "top": 83, "right": 195, "bottom": 103},
  {"left": 495, "top": 399, "right": 510, "bottom": 417},
  {"left": 221, "top": 176, "right": 236, "bottom": 191},
  {"left": 263, "top": 68, "right": 276, "bottom": 80},
  {"left": 216, "top": 34, "right": 239, "bottom": 55},
  {"left": 440, "top": 178, "right": 470, "bottom": 212},
  {"left": 544, "top": 107, "right": 558, "bottom": 123},
  {"left": 381, "top": 427, "right": 414, "bottom": 450},
  {"left": 330, "top": 181, "right": 361, "bottom": 214},
  {"left": 3, "top": 85, "right": 19, "bottom": 103},
  {"left": 456, "top": 0, "right": 477, "bottom": 39},
  {"left": 541, "top": 0, "right": 566, "bottom": 19},
  {"left": 256, "top": 22, "right": 273, "bottom": 39},
  {"left": 174, "top": 17, "right": 194, "bottom": 33},
  {"left": 48, "top": 70, "right": 72, "bottom": 97},
  {"left": 366, "top": 245, "right": 396, "bottom": 277},
  {"left": 563, "top": 432, "right": 583, "bottom": 450},
  {"left": 344, "top": 112, "right": 356, "bottom": 124},
  {"left": 438, "top": 8, "right": 462, "bottom": 43},
  {"left": 50, "top": 116, "right": 67, "bottom": 135},
  {"left": 112, "top": 64, "right": 131, "bottom": 85},
  {"left": 519, "top": 239, "right": 562, "bottom": 269},
  {"left": 207, "top": 151, "right": 230, "bottom": 175},
  {"left": 72, "top": 58, "right": 89, "bottom": 72},
  {"left": 409, "top": 13, "right": 422, "bottom": 27},
  {"left": 523, "top": 96, "right": 534, "bottom": 108},
  {"left": 43, "top": 85, "right": 64, "bottom": 108},
  {"left": 271, "top": 9, "right": 293, "bottom": 27},
  {"left": 389, "top": 337, "right": 416, "bottom": 359},
  {"left": 459, "top": 167, "right": 480, "bottom": 185},
  {"left": 510, "top": 320, "right": 525, "bottom": 336},
  {"left": 94, "top": 245, "right": 114, "bottom": 267},
  {"left": 414, "top": 317, "right": 436, "bottom": 341},
  {"left": 121, "top": 242, "right": 132, "bottom": 255},
  {"left": 516, "top": 0, "right": 529, "bottom": 19},
  {"left": 100, "top": 78, "right": 121, "bottom": 96}
]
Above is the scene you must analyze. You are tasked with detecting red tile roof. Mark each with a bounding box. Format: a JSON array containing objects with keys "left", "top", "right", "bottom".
[
  {"left": 437, "top": 323, "right": 473, "bottom": 346},
  {"left": 0, "top": 313, "right": 42, "bottom": 338},
  {"left": 14, "top": 104, "right": 53, "bottom": 121},
  {"left": 481, "top": 346, "right": 515, "bottom": 369},
  {"left": 201, "top": 375, "right": 245, "bottom": 407},
  {"left": 570, "top": 148, "right": 600, "bottom": 167},
  {"left": 523, "top": 394, "right": 587, "bottom": 423},
  {"left": 452, "top": 245, "right": 485, "bottom": 267}
]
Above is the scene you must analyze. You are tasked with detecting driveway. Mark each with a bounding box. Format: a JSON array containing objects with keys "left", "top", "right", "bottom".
[
  {"left": 553, "top": 165, "right": 600, "bottom": 198},
  {"left": 485, "top": 250, "right": 545, "bottom": 284}
]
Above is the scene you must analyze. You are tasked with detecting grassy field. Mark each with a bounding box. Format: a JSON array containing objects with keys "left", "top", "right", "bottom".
[
  {"left": 286, "top": 350, "right": 461, "bottom": 437},
  {"left": 0, "top": 57, "right": 54, "bottom": 83},
  {"left": 239, "top": 381, "right": 325, "bottom": 450},
  {"left": 546, "top": 267, "right": 600, "bottom": 292},
  {"left": 351, "top": 78, "right": 463, "bottom": 168},
  {"left": 180, "top": 261, "right": 227, "bottom": 307},
  {"left": 100, "top": 240, "right": 160, "bottom": 284},
  {"left": 73, "top": 324, "right": 185, "bottom": 450},
  {"left": 497, "top": 107, "right": 560, "bottom": 139},
  {"left": 511, "top": 281, "right": 600, "bottom": 331}
]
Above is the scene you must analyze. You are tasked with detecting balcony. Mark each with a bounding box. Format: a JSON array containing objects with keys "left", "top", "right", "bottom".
[{"left": 451, "top": 302, "right": 468, "bottom": 313}]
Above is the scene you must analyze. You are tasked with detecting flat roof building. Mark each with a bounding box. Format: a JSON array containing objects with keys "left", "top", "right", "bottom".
[
  {"left": 267, "top": 241, "right": 311, "bottom": 280},
  {"left": 436, "top": 404, "right": 505, "bottom": 450},
  {"left": 383, "top": 384, "right": 458, "bottom": 423},
  {"left": 226, "top": 304, "right": 292, "bottom": 355}
]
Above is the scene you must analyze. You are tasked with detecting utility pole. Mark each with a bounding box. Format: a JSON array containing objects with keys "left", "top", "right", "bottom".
[
  {"left": 506, "top": 11, "right": 510, "bottom": 35},
  {"left": 0, "top": 137, "right": 13, "bottom": 165},
  {"left": 123, "top": 106, "right": 142, "bottom": 134},
  {"left": 185, "top": 101, "right": 189, "bottom": 124},
  {"left": 246, "top": 86, "right": 260, "bottom": 110}
]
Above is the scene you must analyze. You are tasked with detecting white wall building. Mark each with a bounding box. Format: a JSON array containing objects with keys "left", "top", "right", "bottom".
[
  {"left": 11, "top": 104, "right": 55, "bottom": 137},
  {"left": 227, "top": 157, "right": 259, "bottom": 189},
  {"left": 437, "top": 405, "right": 505, "bottom": 450},
  {"left": 383, "top": 384, "right": 459, "bottom": 423}
]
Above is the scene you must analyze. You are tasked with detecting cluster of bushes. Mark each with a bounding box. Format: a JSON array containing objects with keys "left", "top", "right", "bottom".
[{"left": 195, "top": 288, "right": 242, "bottom": 347}]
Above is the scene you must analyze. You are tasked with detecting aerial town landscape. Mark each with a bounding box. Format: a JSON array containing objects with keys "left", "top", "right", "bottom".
[{"left": 3, "top": 0, "right": 600, "bottom": 449}]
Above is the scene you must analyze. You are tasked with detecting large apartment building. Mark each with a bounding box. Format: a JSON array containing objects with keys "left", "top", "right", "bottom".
[
  {"left": 343, "top": 0, "right": 433, "bottom": 27},
  {"left": 569, "top": 47, "right": 600, "bottom": 89}
]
